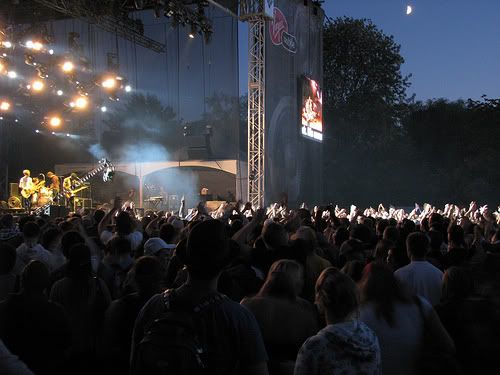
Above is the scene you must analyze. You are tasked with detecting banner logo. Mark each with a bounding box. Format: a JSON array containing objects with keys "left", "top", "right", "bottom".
[{"left": 269, "top": 7, "right": 297, "bottom": 53}]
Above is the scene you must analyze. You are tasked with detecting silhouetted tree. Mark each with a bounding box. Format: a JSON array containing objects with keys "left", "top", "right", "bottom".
[{"left": 101, "top": 93, "right": 179, "bottom": 159}]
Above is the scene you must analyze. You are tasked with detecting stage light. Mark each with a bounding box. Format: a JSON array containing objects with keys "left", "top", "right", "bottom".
[
  {"left": 57, "top": 89, "right": 63, "bottom": 96},
  {"left": 26, "top": 40, "right": 43, "bottom": 51},
  {"left": 31, "top": 79, "right": 44, "bottom": 91},
  {"left": 0, "top": 100, "right": 11, "bottom": 111},
  {"left": 61, "top": 61, "right": 74, "bottom": 73},
  {"left": 125, "top": 85, "right": 132, "bottom": 92},
  {"left": 49, "top": 116, "right": 62, "bottom": 127},
  {"left": 7, "top": 70, "right": 17, "bottom": 79},
  {"left": 102, "top": 77, "right": 117, "bottom": 89},
  {"left": 35, "top": 129, "right": 40, "bottom": 133},
  {"left": 100, "top": 106, "right": 107, "bottom": 112},
  {"left": 74, "top": 96, "right": 88, "bottom": 109},
  {"left": 51, "top": 131, "right": 55, "bottom": 135},
  {"left": 1, "top": 41, "right": 12, "bottom": 48},
  {"left": 66, "top": 133, "right": 70, "bottom": 137},
  {"left": 69, "top": 102, "right": 75, "bottom": 108},
  {"left": 48, "top": 49, "right": 54, "bottom": 55},
  {"left": 188, "top": 32, "right": 195, "bottom": 39}
]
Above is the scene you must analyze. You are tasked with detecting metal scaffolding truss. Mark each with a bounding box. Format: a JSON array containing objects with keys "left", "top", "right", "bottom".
[
  {"left": 32, "top": 0, "right": 166, "bottom": 52},
  {"left": 240, "top": 1, "right": 266, "bottom": 207}
]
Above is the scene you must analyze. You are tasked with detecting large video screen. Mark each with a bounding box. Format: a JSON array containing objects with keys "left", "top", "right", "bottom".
[{"left": 301, "top": 76, "right": 323, "bottom": 142}]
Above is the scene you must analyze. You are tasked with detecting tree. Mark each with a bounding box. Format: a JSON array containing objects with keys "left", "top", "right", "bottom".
[
  {"left": 323, "top": 17, "right": 411, "bottom": 143},
  {"left": 101, "top": 93, "right": 179, "bottom": 160},
  {"left": 322, "top": 17, "right": 412, "bottom": 205}
]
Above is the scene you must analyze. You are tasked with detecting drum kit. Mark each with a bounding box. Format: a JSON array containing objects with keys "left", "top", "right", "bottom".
[{"left": 8, "top": 185, "right": 54, "bottom": 209}]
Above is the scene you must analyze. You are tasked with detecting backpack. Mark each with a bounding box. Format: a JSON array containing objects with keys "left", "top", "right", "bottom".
[{"left": 134, "top": 289, "right": 226, "bottom": 375}]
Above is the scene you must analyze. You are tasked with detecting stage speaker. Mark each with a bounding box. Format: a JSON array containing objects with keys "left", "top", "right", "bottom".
[
  {"left": 10, "top": 183, "right": 20, "bottom": 198},
  {"left": 42, "top": 205, "right": 70, "bottom": 218}
]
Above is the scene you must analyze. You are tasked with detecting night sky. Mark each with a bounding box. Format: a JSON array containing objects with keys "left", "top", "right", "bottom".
[{"left": 239, "top": 0, "right": 500, "bottom": 101}]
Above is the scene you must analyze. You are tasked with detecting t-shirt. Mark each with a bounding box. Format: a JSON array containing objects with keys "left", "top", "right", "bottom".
[
  {"left": 394, "top": 261, "right": 443, "bottom": 305},
  {"left": 15, "top": 243, "right": 54, "bottom": 274},
  {"left": 0, "top": 294, "right": 71, "bottom": 374},
  {"left": 0, "top": 274, "right": 16, "bottom": 302},
  {"left": 359, "top": 298, "right": 432, "bottom": 375},
  {"left": 241, "top": 296, "right": 319, "bottom": 361},
  {"left": 131, "top": 291, "right": 268, "bottom": 374}
]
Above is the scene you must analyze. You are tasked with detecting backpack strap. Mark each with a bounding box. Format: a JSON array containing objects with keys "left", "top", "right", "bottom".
[{"left": 162, "top": 289, "right": 227, "bottom": 314}]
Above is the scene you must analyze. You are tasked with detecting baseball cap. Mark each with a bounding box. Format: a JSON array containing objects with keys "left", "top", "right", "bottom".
[{"left": 144, "top": 237, "right": 169, "bottom": 256}]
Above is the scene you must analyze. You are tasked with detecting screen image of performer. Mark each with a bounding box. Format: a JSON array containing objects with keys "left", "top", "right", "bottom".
[
  {"left": 19, "top": 169, "right": 34, "bottom": 211},
  {"left": 47, "top": 171, "right": 60, "bottom": 203},
  {"left": 63, "top": 172, "right": 79, "bottom": 210}
]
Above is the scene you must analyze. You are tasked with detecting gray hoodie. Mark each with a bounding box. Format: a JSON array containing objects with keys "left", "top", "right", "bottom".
[{"left": 294, "top": 320, "right": 381, "bottom": 375}]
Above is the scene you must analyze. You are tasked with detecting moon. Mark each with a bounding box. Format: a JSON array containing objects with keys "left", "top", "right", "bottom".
[{"left": 406, "top": 5, "right": 413, "bottom": 15}]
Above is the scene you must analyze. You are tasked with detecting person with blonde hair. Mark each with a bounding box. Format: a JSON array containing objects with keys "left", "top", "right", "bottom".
[{"left": 295, "top": 267, "right": 381, "bottom": 375}]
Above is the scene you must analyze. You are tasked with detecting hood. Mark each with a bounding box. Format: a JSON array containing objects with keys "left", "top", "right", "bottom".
[{"left": 320, "top": 320, "right": 379, "bottom": 361}]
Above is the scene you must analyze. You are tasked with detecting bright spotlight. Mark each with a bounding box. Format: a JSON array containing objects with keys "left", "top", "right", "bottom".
[
  {"left": 7, "top": 70, "right": 17, "bottom": 79},
  {"left": 69, "top": 102, "right": 75, "bottom": 108},
  {"left": 32, "top": 41, "right": 43, "bottom": 51},
  {"left": 102, "top": 77, "right": 117, "bottom": 89},
  {"left": 49, "top": 116, "right": 62, "bottom": 127},
  {"left": 25, "top": 40, "right": 34, "bottom": 49},
  {"left": 31, "top": 79, "right": 44, "bottom": 91},
  {"left": 0, "top": 100, "right": 11, "bottom": 111},
  {"left": 66, "top": 133, "right": 70, "bottom": 137},
  {"left": 51, "top": 131, "right": 55, "bottom": 135},
  {"left": 1, "top": 41, "right": 12, "bottom": 48},
  {"left": 75, "top": 96, "right": 88, "bottom": 109},
  {"left": 61, "top": 61, "right": 74, "bottom": 73},
  {"left": 188, "top": 32, "right": 195, "bottom": 39},
  {"left": 48, "top": 49, "right": 54, "bottom": 55},
  {"left": 35, "top": 129, "right": 40, "bottom": 133},
  {"left": 56, "top": 89, "right": 63, "bottom": 96},
  {"left": 100, "top": 106, "right": 107, "bottom": 112},
  {"left": 125, "top": 85, "right": 132, "bottom": 92}
]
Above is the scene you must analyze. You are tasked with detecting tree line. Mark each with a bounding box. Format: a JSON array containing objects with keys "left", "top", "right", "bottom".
[{"left": 322, "top": 17, "right": 499, "bottom": 207}]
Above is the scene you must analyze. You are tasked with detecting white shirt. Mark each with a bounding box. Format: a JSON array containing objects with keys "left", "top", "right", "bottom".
[
  {"left": 19, "top": 176, "right": 33, "bottom": 190},
  {"left": 394, "top": 260, "right": 443, "bottom": 306},
  {"left": 15, "top": 243, "right": 55, "bottom": 274}
]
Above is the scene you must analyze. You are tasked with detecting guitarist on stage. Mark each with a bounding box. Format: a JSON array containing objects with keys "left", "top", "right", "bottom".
[
  {"left": 19, "top": 169, "right": 34, "bottom": 212},
  {"left": 63, "top": 172, "right": 80, "bottom": 210}
]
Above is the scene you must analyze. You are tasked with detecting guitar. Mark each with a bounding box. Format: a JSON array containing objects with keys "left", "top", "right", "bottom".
[
  {"left": 64, "top": 185, "right": 89, "bottom": 199},
  {"left": 34, "top": 158, "right": 114, "bottom": 215},
  {"left": 21, "top": 181, "right": 45, "bottom": 199}
]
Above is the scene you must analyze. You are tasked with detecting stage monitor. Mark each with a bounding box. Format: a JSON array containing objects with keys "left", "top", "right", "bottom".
[{"left": 300, "top": 76, "right": 323, "bottom": 142}]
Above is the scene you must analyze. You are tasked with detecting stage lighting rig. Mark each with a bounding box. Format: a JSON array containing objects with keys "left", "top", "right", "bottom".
[
  {"left": 61, "top": 60, "right": 75, "bottom": 73},
  {"left": 73, "top": 96, "right": 88, "bottom": 110},
  {"left": 30, "top": 79, "right": 45, "bottom": 92},
  {"left": 49, "top": 115, "right": 62, "bottom": 127},
  {"left": 101, "top": 76, "right": 117, "bottom": 89}
]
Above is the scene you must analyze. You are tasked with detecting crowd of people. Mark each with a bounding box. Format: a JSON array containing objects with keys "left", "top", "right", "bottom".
[{"left": 0, "top": 198, "right": 499, "bottom": 374}]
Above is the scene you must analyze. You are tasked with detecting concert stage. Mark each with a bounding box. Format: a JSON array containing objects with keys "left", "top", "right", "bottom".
[{"left": 54, "top": 159, "right": 246, "bottom": 209}]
